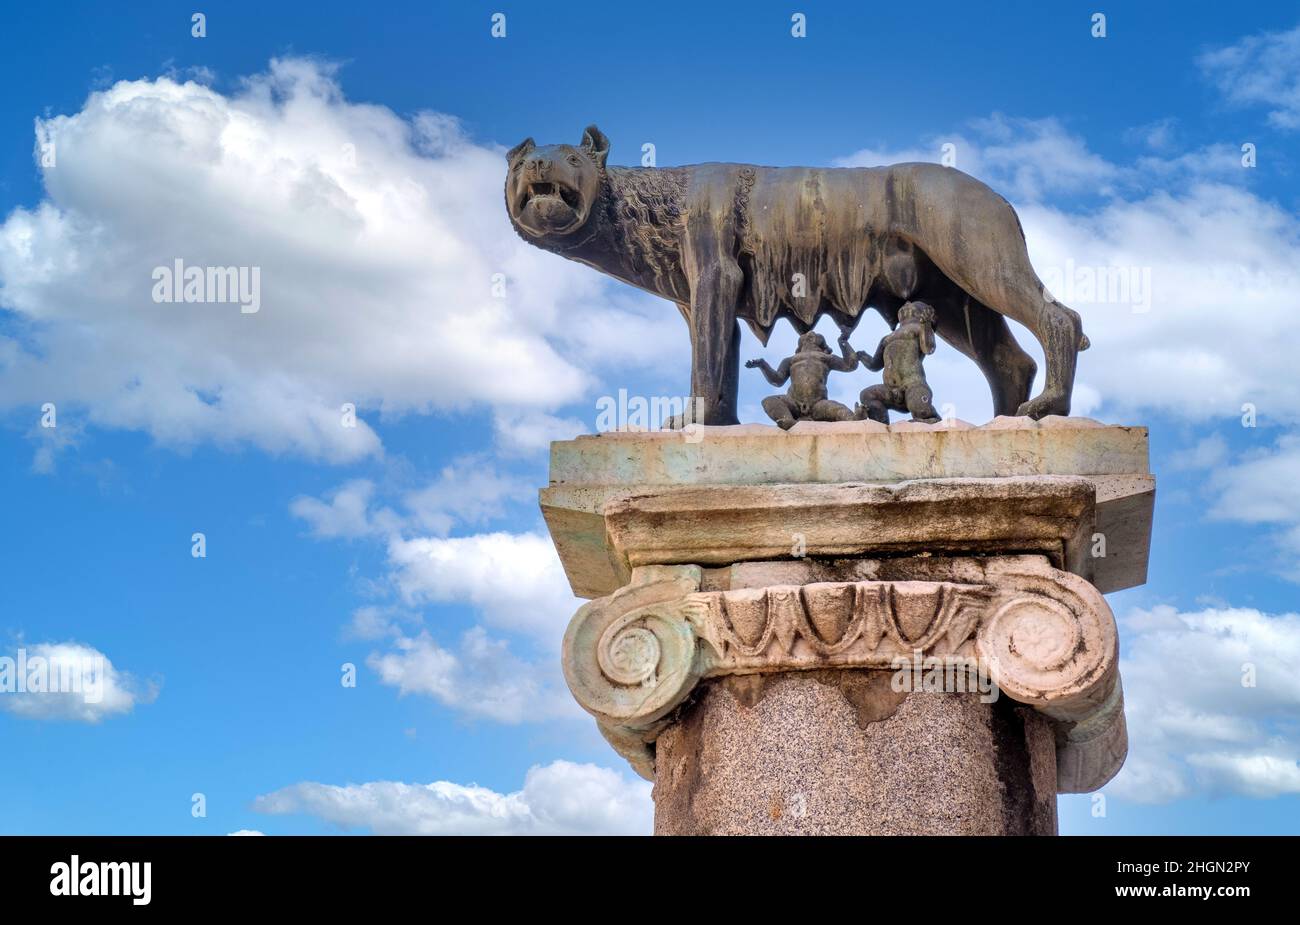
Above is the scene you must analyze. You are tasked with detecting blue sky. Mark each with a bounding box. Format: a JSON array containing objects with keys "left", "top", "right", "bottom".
[{"left": 1, "top": 1, "right": 1299, "bottom": 834}]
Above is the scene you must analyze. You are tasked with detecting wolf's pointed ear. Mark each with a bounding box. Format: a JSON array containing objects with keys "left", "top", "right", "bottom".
[
  {"left": 580, "top": 124, "right": 610, "bottom": 168},
  {"left": 506, "top": 137, "right": 535, "bottom": 163}
]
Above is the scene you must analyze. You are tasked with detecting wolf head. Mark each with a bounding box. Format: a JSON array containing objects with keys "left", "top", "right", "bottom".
[{"left": 505, "top": 124, "right": 609, "bottom": 238}]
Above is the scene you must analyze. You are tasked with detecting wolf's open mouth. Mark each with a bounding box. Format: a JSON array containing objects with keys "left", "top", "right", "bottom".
[{"left": 523, "top": 181, "right": 582, "bottom": 210}]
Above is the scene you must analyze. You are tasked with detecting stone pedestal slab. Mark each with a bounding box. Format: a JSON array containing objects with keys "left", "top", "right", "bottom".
[{"left": 543, "top": 417, "right": 1152, "bottom": 597}]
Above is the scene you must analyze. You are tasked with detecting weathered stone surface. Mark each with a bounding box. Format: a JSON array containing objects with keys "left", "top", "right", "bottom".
[
  {"left": 603, "top": 476, "right": 1096, "bottom": 578},
  {"left": 1092, "top": 474, "right": 1156, "bottom": 592},
  {"left": 653, "top": 673, "right": 1058, "bottom": 835},
  {"left": 789, "top": 418, "right": 889, "bottom": 435},
  {"left": 543, "top": 424, "right": 1149, "bottom": 832},
  {"left": 542, "top": 420, "right": 1152, "bottom": 598},
  {"left": 549, "top": 417, "right": 1146, "bottom": 486},
  {"left": 560, "top": 556, "right": 1126, "bottom": 795}
]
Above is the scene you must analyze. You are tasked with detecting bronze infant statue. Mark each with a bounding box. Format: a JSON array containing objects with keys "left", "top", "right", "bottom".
[
  {"left": 856, "top": 300, "right": 943, "bottom": 424},
  {"left": 746, "top": 328, "right": 860, "bottom": 430}
]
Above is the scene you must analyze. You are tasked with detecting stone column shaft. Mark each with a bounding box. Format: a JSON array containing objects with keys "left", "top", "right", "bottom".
[{"left": 654, "top": 673, "right": 1059, "bottom": 835}]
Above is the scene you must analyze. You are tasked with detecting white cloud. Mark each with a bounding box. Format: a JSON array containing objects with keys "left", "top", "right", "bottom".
[
  {"left": 1200, "top": 434, "right": 1300, "bottom": 578},
  {"left": 1124, "top": 117, "right": 1179, "bottom": 152},
  {"left": 492, "top": 409, "right": 586, "bottom": 456},
  {"left": 253, "top": 759, "right": 652, "bottom": 835},
  {"left": 1208, "top": 434, "right": 1300, "bottom": 526},
  {"left": 291, "top": 461, "right": 530, "bottom": 540},
  {"left": 1112, "top": 604, "right": 1300, "bottom": 802},
  {"left": 553, "top": 288, "right": 689, "bottom": 372},
  {"left": 1132, "top": 143, "right": 1247, "bottom": 182},
  {"left": 28, "top": 418, "right": 84, "bottom": 475},
  {"left": 835, "top": 115, "right": 1243, "bottom": 204},
  {"left": 344, "top": 604, "right": 417, "bottom": 641},
  {"left": 386, "top": 531, "right": 578, "bottom": 642},
  {"left": 0, "top": 641, "right": 156, "bottom": 723},
  {"left": 1170, "top": 434, "right": 1229, "bottom": 471},
  {"left": 366, "top": 627, "right": 576, "bottom": 724},
  {"left": 834, "top": 115, "right": 1120, "bottom": 203},
  {"left": 401, "top": 459, "right": 530, "bottom": 535},
  {"left": 0, "top": 59, "right": 611, "bottom": 462},
  {"left": 290, "top": 471, "right": 581, "bottom": 725},
  {"left": 336, "top": 528, "right": 580, "bottom": 723},
  {"left": 1199, "top": 24, "right": 1300, "bottom": 130},
  {"left": 227, "top": 830, "right": 265, "bottom": 836},
  {"left": 289, "top": 478, "right": 400, "bottom": 539},
  {"left": 1186, "top": 753, "right": 1300, "bottom": 799},
  {"left": 1020, "top": 184, "right": 1300, "bottom": 421}
]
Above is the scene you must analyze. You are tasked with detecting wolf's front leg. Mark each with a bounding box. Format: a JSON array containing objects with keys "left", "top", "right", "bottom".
[
  {"left": 689, "top": 313, "right": 740, "bottom": 425},
  {"left": 683, "top": 224, "right": 743, "bottom": 426}
]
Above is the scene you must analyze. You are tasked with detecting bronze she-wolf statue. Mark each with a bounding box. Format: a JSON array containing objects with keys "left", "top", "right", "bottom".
[{"left": 505, "top": 125, "right": 1088, "bottom": 425}]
